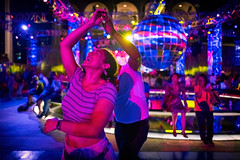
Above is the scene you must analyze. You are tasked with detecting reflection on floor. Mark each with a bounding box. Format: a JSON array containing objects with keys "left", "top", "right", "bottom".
[
  {"left": 3, "top": 151, "right": 240, "bottom": 160},
  {"left": 104, "top": 128, "right": 240, "bottom": 140}
]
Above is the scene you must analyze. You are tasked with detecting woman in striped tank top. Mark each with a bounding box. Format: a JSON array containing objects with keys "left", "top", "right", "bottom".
[{"left": 44, "top": 9, "right": 119, "bottom": 160}]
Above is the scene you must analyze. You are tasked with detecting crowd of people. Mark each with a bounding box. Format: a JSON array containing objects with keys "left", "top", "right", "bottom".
[
  {"left": 0, "top": 8, "right": 239, "bottom": 160},
  {"left": 42, "top": 9, "right": 222, "bottom": 160},
  {"left": 0, "top": 67, "right": 69, "bottom": 100},
  {"left": 142, "top": 71, "right": 240, "bottom": 91}
]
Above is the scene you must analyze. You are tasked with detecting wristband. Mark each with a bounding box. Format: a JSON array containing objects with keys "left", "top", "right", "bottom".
[{"left": 56, "top": 120, "right": 62, "bottom": 130}]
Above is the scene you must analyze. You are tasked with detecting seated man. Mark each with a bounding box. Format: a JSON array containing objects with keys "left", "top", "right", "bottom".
[{"left": 18, "top": 75, "right": 44, "bottom": 112}]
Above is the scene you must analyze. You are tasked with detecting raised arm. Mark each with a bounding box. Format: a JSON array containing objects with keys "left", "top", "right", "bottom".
[
  {"left": 60, "top": 9, "right": 107, "bottom": 78},
  {"left": 103, "top": 14, "right": 141, "bottom": 71}
]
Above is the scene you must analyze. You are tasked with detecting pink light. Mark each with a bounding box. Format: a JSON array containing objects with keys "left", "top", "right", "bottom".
[{"left": 43, "top": 0, "right": 48, "bottom": 3}]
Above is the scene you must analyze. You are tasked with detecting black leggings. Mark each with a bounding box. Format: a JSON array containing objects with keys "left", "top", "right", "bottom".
[
  {"left": 196, "top": 111, "right": 214, "bottom": 142},
  {"left": 115, "top": 118, "right": 149, "bottom": 160}
]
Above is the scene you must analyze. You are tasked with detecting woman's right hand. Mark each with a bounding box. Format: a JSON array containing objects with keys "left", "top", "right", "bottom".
[
  {"left": 44, "top": 118, "right": 58, "bottom": 133},
  {"left": 88, "top": 9, "right": 107, "bottom": 27}
]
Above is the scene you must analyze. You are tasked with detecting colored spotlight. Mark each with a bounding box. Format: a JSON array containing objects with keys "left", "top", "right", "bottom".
[
  {"left": 21, "top": 24, "right": 28, "bottom": 31},
  {"left": 126, "top": 35, "right": 132, "bottom": 41},
  {"left": 107, "top": 35, "right": 111, "bottom": 39}
]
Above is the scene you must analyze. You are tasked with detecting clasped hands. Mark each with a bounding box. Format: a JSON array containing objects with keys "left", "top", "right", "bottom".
[{"left": 89, "top": 9, "right": 115, "bottom": 35}]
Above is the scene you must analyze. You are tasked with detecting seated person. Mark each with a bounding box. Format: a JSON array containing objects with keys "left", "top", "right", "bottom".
[
  {"left": 18, "top": 75, "right": 44, "bottom": 112},
  {"left": 36, "top": 73, "right": 61, "bottom": 118},
  {"left": 28, "top": 75, "right": 44, "bottom": 106}
]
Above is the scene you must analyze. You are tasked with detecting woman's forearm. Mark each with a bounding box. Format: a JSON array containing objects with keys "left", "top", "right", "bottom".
[
  {"left": 59, "top": 120, "right": 103, "bottom": 138},
  {"left": 60, "top": 22, "right": 95, "bottom": 78},
  {"left": 111, "top": 31, "right": 140, "bottom": 60},
  {"left": 60, "top": 22, "right": 94, "bottom": 48}
]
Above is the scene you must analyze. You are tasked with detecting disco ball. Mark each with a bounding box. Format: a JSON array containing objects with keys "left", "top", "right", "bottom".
[{"left": 132, "top": 14, "right": 187, "bottom": 70}]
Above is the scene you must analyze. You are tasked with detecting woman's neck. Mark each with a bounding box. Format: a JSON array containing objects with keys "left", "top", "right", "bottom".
[{"left": 83, "top": 69, "right": 105, "bottom": 84}]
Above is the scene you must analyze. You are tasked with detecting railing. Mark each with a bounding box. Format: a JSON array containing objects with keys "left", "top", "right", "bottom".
[
  {"left": 148, "top": 88, "right": 240, "bottom": 111},
  {"left": 148, "top": 88, "right": 240, "bottom": 134}
]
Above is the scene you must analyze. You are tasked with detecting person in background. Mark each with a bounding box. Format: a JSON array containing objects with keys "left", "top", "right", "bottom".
[
  {"left": 209, "top": 73, "right": 216, "bottom": 88},
  {"left": 39, "top": 73, "right": 49, "bottom": 89},
  {"left": 185, "top": 74, "right": 191, "bottom": 88},
  {"left": 144, "top": 81, "right": 150, "bottom": 108},
  {"left": 23, "top": 67, "right": 33, "bottom": 90},
  {"left": 194, "top": 74, "right": 215, "bottom": 146},
  {"left": 36, "top": 72, "right": 61, "bottom": 119},
  {"left": 103, "top": 12, "right": 149, "bottom": 160},
  {"left": 44, "top": 9, "right": 118, "bottom": 159},
  {"left": 27, "top": 75, "right": 44, "bottom": 106},
  {"left": 163, "top": 73, "right": 189, "bottom": 138},
  {"left": 155, "top": 73, "right": 163, "bottom": 88},
  {"left": 15, "top": 72, "right": 24, "bottom": 97},
  {"left": 231, "top": 74, "right": 239, "bottom": 89},
  {"left": 7, "top": 72, "right": 15, "bottom": 100},
  {"left": 150, "top": 74, "right": 157, "bottom": 87}
]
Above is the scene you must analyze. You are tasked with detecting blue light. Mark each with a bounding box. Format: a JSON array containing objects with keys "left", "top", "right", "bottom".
[
  {"left": 29, "top": 39, "right": 38, "bottom": 66},
  {"left": 235, "top": 39, "right": 240, "bottom": 66},
  {"left": 208, "top": 23, "right": 222, "bottom": 75}
]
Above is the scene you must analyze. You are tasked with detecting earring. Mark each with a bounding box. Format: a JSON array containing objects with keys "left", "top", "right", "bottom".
[{"left": 104, "top": 69, "right": 107, "bottom": 76}]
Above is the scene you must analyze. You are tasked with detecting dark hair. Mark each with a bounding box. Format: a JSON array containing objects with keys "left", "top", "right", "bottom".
[
  {"left": 169, "top": 73, "right": 180, "bottom": 82},
  {"left": 198, "top": 73, "right": 208, "bottom": 86},
  {"left": 101, "top": 48, "right": 119, "bottom": 86},
  {"left": 171, "top": 73, "right": 180, "bottom": 79}
]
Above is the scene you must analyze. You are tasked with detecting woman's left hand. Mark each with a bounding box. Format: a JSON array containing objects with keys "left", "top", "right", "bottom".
[
  {"left": 102, "top": 13, "right": 116, "bottom": 35},
  {"left": 44, "top": 118, "right": 58, "bottom": 133}
]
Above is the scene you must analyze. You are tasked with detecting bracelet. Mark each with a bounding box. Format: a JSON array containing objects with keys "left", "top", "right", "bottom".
[{"left": 56, "top": 120, "right": 62, "bottom": 130}]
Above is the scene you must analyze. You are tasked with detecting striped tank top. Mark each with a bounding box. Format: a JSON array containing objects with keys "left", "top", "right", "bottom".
[{"left": 62, "top": 67, "right": 117, "bottom": 122}]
